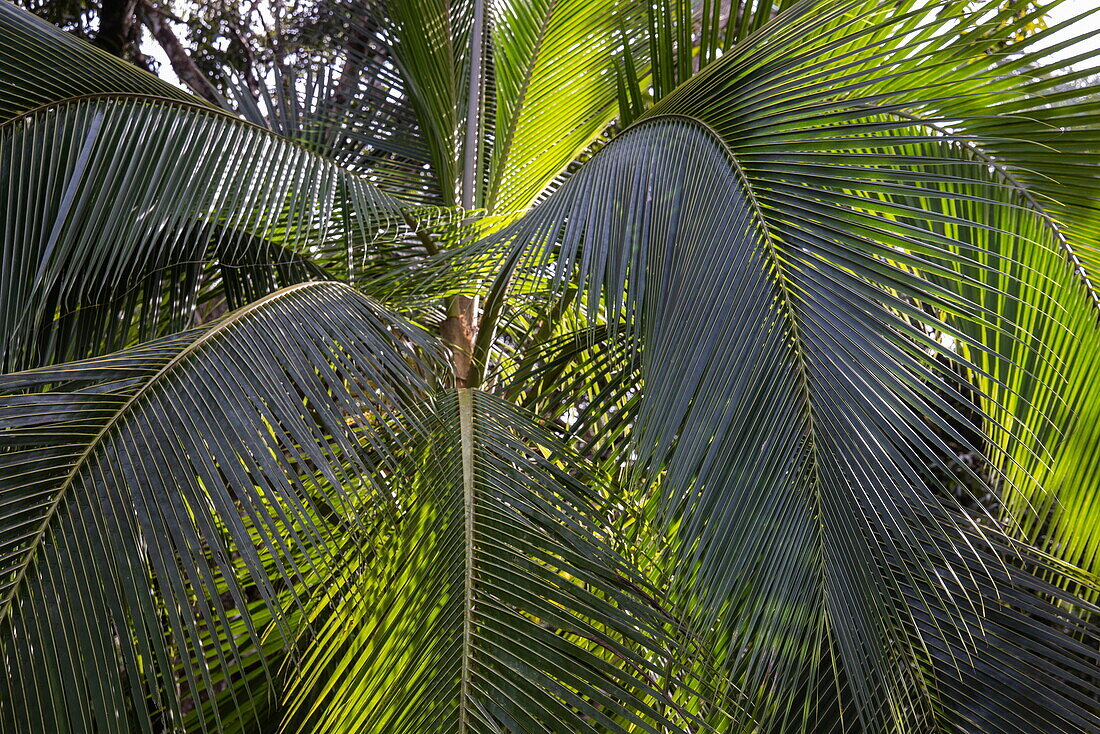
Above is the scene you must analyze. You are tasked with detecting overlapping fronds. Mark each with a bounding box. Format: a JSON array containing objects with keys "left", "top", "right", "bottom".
[
  {"left": 0, "top": 93, "right": 411, "bottom": 371},
  {"left": 248, "top": 0, "right": 468, "bottom": 205},
  {"left": 485, "top": 0, "right": 627, "bottom": 212},
  {"left": 0, "top": 0, "right": 1098, "bottom": 732},
  {"left": 284, "top": 389, "right": 721, "bottom": 733},
  {"left": 0, "top": 282, "right": 440, "bottom": 732},
  {"left": 616, "top": 0, "right": 1100, "bottom": 589},
  {"left": 866, "top": 134, "right": 1100, "bottom": 583},
  {"left": 237, "top": 0, "right": 636, "bottom": 212},
  {"left": 461, "top": 104, "right": 1099, "bottom": 728}
]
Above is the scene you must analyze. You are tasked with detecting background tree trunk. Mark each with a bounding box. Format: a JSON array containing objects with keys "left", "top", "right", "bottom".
[{"left": 139, "top": 0, "right": 220, "bottom": 105}]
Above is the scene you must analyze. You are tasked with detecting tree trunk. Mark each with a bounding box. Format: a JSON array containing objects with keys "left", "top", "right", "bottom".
[
  {"left": 92, "top": 0, "right": 138, "bottom": 58},
  {"left": 441, "top": 295, "right": 476, "bottom": 387},
  {"left": 138, "top": 1, "right": 221, "bottom": 105}
]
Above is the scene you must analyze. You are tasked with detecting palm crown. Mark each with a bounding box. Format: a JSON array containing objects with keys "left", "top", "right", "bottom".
[{"left": 1, "top": 0, "right": 1099, "bottom": 731}]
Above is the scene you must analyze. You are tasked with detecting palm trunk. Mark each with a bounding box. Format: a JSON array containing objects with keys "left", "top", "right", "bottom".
[{"left": 445, "top": 0, "right": 486, "bottom": 387}]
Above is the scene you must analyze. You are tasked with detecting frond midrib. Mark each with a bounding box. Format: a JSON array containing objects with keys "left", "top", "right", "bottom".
[
  {"left": 634, "top": 110, "right": 828, "bottom": 505},
  {"left": 458, "top": 387, "right": 477, "bottom": 733},
  {"left": 631, "top": 111, "right": 874, "bottom": 728}
]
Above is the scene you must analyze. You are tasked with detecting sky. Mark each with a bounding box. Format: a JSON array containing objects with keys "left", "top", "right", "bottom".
[{"left": 1029, "top": 0, "right": 1100, "bottom": 69}]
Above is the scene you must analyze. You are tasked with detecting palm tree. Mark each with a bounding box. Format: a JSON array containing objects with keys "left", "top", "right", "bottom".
[{"left": 1, "top": 0, "right": 1099, "bottom": 731}]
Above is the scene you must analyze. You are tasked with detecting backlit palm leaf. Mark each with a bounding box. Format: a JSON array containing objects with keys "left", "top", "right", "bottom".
[{"left": 285, "top": 389, "right": 726, "bottom": 733}]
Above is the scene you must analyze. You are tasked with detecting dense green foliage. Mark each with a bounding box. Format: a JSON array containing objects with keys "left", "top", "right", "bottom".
[{"left": 1, "top": 0, "right": 1099, "bottom": 731}]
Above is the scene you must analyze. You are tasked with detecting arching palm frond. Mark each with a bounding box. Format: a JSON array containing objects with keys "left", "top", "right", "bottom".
[
  {"left": 0, "top": 96, "right": 384, "bottom": 369},
  {"left": 0, "top": 1, "right": 195, "bottom": 118},
  {"left": 0, "top": 281, "right": 441, "bottom": 733},
  {"left": 0, "top": 94, "right": 412, "bottom": 373},
  {"left": 464, "top": 97, "right": 1098, "bottom": 733},
  {"left": 0, "top": 0, "right": 1098, "bottom": 732},
  {"left": 284, "top": 389, "right": 728, "bottom": 733},
  {"left": 602, "top": 0, "right": 1100, "bottom": 592}
]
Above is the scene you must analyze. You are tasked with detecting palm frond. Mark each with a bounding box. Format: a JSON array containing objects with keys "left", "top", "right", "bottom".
[
  {"left": 862, "top": 133, "right": 1100, "bottom": 585},
  {"left": 247, "top": 0, "right": 470, "bottom": 206},
  {"left": 486, "top": 0, "right": 627, "bottom": 212},
  {"left": 2, "top": 1, "right": 1099, "bottom": 732},
  {"left": 627, "top": 0, "right": 1100, "bottom": 584},
  {"left": 459, "top": 97, "right": 1098, "bottom": 727},
  {"left": 0, "top": 281, "right": 441, "bottom": 733},
  {"left": 0, "top": 94, "right": 408, "bottom": 371},
  {"left": 239, "top": 0, "right": 632, "bottom": 212},
  {"left": 284, "top": 389, "right": 723, "bottom": 733},
  {"left": 0, "top": 1, "right": 199, "bottom": 117}
]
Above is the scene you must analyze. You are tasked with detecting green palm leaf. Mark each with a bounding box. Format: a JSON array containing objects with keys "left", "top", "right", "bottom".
[
  {"left": 613, "top": 0, "right": 1100, "bottom": 589},
  {"left": 0, "top": 93, "right": 410, "bottom": 371},
  {"left": 284, "top": 389, "right": 722, "bottom": 733},
  {"left": 0, "top": 281, "right": 439, "bottom": 732},
  {"left": 486, "top": 0, "right": 627, "bottom": 212},
  {"left": 263, "top": 0, "right": 467, "bottom": 205},
  {"left": 0, "top": 0, "right": 1098, "bottom": 731},
  {"left": 463, "top": 101, "right": 1098, "bottom": 727},
  {"left": 0, "top": 2, "right": 197, "bottom": 118}
]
